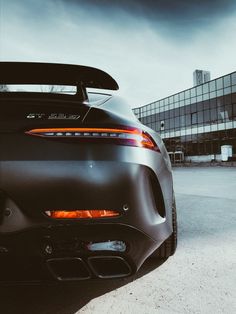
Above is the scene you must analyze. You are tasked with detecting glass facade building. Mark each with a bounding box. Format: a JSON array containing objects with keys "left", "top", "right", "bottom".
[{"left": 133, "top": 71, "right": 236, "bottom": 161}]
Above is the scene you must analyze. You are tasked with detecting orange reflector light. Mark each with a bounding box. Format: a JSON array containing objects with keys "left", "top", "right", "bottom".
[
  {"left": 45, "top": 210, "right": 120, "bottom": 219},
  {"left": 25, "top": 127, "right": 160, "bottom": 151}
]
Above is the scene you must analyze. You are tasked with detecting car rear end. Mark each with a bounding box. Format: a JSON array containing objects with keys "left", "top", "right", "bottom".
[{"left": 0, "top": 62, "right": 174, "bottom": 283}]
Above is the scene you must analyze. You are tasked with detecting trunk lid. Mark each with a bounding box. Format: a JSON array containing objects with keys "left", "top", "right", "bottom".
[{"left": 0, "top": 98, "right": 90, "bottom": 133}]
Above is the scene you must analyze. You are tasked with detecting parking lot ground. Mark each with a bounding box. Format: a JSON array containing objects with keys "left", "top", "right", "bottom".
[{"left": 0, "top": 167, "right": 236, "bottom": 314}]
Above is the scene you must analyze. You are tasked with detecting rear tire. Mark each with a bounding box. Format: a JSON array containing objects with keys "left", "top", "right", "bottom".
[{"left": 151, "top": 201, "right": 177, "bottom": 258}]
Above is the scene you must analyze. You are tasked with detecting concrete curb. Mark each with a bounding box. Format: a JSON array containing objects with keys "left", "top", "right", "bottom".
[{"left": 172, "top": 161, "right": 236, "bottom": 167}]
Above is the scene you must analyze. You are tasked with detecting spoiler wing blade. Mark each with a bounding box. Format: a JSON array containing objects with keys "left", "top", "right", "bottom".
[{"left": 0, "top": 62, "right": 119, "bottom": 90}]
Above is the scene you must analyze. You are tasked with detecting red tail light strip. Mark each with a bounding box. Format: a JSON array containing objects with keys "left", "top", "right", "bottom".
[
  {"left": 25, "top": 127, "right": 160, "bottom": 151},
  {"left": 45, "top": 209, "right": 120, "bottom": 219}
]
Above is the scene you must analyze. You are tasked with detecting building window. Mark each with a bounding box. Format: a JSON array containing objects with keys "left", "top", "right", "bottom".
[
  {"left": 216, "top": 78, "right": 223, "bottom": 90},
  {"left": 165, "top": 119, "right": 170, "bottom": 130},
  {"left": 191, "top": 103, "right": 197, "bottom": 112},
  {"left": 217, "top": 89, "right": 223, "bottom": 97},
  {"left": 209, "top": 81, "right": 216, "bottom": 92},
  {"left": 224, "top": 87, "right": 231, "bottom": 95},
  {"left": 197, "top": 111, "right": 203, "bottom": 124},
  {"left": 203, "top": 110, "right": 211, "bottom": 124},
  {"left": 210, "top": 91, "right": 216, "bottom": 98},
  {"left": 175, "top": 116, "right": 180, "bottom": 129},
  {"left": 203, "top": 99, "right": 210, "bottom": 110},
  {"left": 180, "top": 115, "right": 185, "bottom": 127},
  {"left": 231, "top": 72, "right": 236, "bottom": 85},
  {"left": 223, "top": 75, "right": 231, "bottom": 88},
  {"left": 191, "top": 112, "right": 197, "bottom": 124},
  {"left": 197, "top": 95, "right": 203, "bottom": 102},
  {"left": 180, "top": 92, "right": 184, "bottom": 100},
  {"left": 196, "top": 85, "right": 202, "bottom": 96},
  {"left": 225, "top": 104, "right": 232, "bottom": 120},
  {"left": 210, "top": 108, "right": 217, "bottom": 123},
  {"left": 185, "top": 90, "right": 190, "bottom": 99},
  {"left": 174, "top": 94, "right": 179, "bottom": 102},
  {"left": 190, "top": 88, "right": 196, "bottom": 97},
  {"left": 203, "top": 83, "right": 209, "bottom": 94}
]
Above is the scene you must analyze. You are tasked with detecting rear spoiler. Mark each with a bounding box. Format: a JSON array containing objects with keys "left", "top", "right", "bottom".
[{"left": 0, "top": 62, "right": 119, "bottom": 91}]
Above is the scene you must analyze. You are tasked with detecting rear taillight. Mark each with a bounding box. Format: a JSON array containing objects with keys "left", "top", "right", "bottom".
[
  {"left": 25, "top": 127, "right": 160, "bottom": 151},
  {"left": 45, "top": 209, "right": 120, "bottom": 219}
]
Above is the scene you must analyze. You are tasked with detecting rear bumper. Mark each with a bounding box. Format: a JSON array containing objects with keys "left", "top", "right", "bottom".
[
  {"left": 0, "top": 222, "right": 167, "bottom": 282},
  {"left": 0, "top": 146, "right": 173, "bottom": 281},
  {"left": 0, "top": 224, "right": 158, "bottom": 281}
]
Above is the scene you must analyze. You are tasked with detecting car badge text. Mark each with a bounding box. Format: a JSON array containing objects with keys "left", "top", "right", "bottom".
[{"left": 26, "top": 113, "right": 80, "bottom": 120}]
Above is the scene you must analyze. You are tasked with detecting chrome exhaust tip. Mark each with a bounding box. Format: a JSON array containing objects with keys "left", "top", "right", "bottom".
[
  {"left": 46, "top": 257, "right": 91, "bottom": 281},
  {"left": 88, "top": 256, "right": 132, "bottom": 278}
]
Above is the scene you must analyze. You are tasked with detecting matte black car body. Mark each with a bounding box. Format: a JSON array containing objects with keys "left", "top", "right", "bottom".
[{"left": 0, "top": 62, "right": 176, "bottom": 283}]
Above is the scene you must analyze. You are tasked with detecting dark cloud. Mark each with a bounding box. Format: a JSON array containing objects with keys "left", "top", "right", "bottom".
[
  {"left": 67, "top": 0, "right": 236, "bottom": 25},
  {"left": 10, "top": 0, "right": 236, "bottom": 39}
]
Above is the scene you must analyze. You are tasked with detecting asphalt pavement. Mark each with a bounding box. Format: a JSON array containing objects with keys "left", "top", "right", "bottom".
[{"left": 0, "top": 166, "right": 235, "bottom": 314}]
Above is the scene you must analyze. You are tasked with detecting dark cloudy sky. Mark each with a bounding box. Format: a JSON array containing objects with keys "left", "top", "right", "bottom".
[{"left": 1, "top": 0, "right": 236, "bottom": 107}]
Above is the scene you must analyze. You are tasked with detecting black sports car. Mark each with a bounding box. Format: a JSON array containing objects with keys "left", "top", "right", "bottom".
[{"left": 0, "top": 62, "right": 177, "bottom": 283}]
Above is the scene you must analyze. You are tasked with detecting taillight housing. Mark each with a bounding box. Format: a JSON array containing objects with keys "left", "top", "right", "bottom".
[
  {"left": 25, "top": 127, "right": 160, "bottom": 151},
  {"left": 45, "top": 209, "right": 120, "bottom": 219}
]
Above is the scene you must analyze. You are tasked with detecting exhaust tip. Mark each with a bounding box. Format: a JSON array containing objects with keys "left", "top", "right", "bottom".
[
  {"left": 88, "top": 256, "right": 132, "bottom": 278},
  {"left": 46, "top": 257, "right": 91, "bottom": 281}
]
